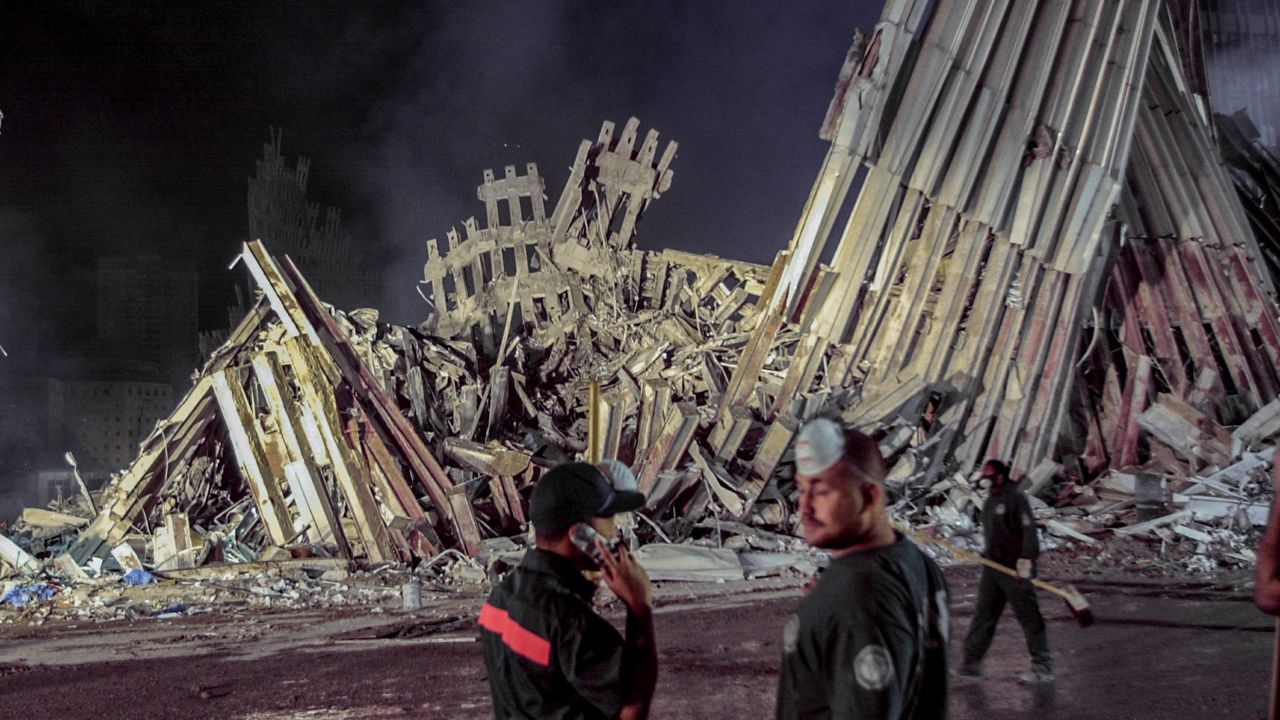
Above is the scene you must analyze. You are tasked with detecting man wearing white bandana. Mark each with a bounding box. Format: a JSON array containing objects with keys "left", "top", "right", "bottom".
[{"left": 776, "top": 417, "right": 949, "bottom": 720}]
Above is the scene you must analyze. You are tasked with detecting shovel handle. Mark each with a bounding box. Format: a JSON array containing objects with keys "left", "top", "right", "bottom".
[{"left": 895, "top": 523, "right": 1076, "bottom": 603}]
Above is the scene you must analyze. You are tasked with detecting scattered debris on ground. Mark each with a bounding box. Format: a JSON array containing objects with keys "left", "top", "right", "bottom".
[{"left": 5, "top": 0, "right": 1280, "bottom": 624}]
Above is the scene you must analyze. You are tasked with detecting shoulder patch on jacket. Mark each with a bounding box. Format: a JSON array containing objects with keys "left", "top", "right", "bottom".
[{"left": 853, "top": 644, "right": 894, "bottom": 691}]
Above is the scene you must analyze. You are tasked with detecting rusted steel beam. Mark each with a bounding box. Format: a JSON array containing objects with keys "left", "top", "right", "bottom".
[
  {"left": 1175, "top": 240, "right": 1265, "bottom": 408},
  {"left": 635, "top": 402, "right": 700, "bottom": 495},
  {"left": 1114, "top": 355, "right": 1154, "bottom": 468}
]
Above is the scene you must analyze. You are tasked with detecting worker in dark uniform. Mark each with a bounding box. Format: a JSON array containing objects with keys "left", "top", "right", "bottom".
[
  {"left": 956, "top": 459, "right": 1052, "bottom": 683},
  {"left": 777, "top": 417, "right": 949, "bottom": 720},
  {"left": 480, "top": 461, "right": 657, "bottom": 719}
]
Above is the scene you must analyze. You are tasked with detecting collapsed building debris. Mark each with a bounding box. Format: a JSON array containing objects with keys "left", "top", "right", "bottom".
[
  {"left": 710, "top": 0, "right": 1280, "bottom": 561},
  {"left": 1, "top": 118, "right": 805, "bottom": 603},
  {"left": 5, "top": 1, "right": 1280, "bottom": 618},
  {"left": 1217, "top": 109, "right": 1280, "bottom": 289}
]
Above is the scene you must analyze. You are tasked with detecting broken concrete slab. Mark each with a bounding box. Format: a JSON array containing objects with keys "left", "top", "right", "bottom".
[
  {"left": 633, "top": 544, "right": 744, "bottom": 582},
  {"left": 1113, "top": 510, "right": 1194, "bottom": 537},
  {"left": 739, "top": 552, "right": 817, "bottom": 579},
  {"left": 1231, "top": 397, "right": 1280, "bottom": 454},
  {"left": 1180, "top": 496, "right": 1269, "bottom": 526},
  {"left": 0, "top": 534, "right": 41, "bottom": 575},
  {"left": 20, "top": 509, "right": 90, "bottom": 531},
  {"left": 1136, "top": 399, "right": 1231, "bottom": 467}
]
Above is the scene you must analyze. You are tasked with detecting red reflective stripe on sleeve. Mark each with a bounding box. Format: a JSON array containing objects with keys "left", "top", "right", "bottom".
[
  {"left": 478, "top": 603, "right": 505, "bottom": 632},
  {"left": 502, "top": 618, "right": 552, "bottom": 667},
  {"left": 478, "top": 602, "right": 552, "bottom": 667}
]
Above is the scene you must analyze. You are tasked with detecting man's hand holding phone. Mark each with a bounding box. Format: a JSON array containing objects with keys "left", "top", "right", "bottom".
[
  {"left": 596, "top": 540, "right": 653, "bottom": 616},
  {"left": 570, "top": 523, "right": 606, "bottom": 564}
]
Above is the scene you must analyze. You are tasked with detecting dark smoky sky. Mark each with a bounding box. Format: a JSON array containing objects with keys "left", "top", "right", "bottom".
[
  {"left": 1205, "top": 0, "right": 1280, "bottom": 155},
  {"left": 0, "top": 1, "right": 882, "bottom": 354}
]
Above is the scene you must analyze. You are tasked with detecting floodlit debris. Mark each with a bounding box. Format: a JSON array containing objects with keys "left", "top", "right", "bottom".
[{"left": 4, "top": 2, "right": 1280, "bottom": 623}]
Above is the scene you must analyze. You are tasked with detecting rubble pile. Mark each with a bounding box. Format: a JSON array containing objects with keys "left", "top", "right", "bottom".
[
  {"left": 4, "top": 0, "right": 1280, "bottom": 622},
  {"left": 0, "top": 555, "right": 493, "bottom": 626},
  {"left": 0, "top": 118, "right": 825, "bottom": 609},
  {"left": 713, "top": 0, "right": 1280, "bottom": 567},
  {"left": 898, "top": 440, "right": 1271, "bottom": 577}
]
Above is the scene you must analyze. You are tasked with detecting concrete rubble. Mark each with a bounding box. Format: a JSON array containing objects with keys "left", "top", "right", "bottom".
[{"left": 4, "top": 0, "right": 1280, "bottom": 621}]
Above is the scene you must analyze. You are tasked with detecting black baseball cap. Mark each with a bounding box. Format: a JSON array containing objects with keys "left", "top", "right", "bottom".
[{"left": 529, "top": 462, "right": 646, "bottom": 532}]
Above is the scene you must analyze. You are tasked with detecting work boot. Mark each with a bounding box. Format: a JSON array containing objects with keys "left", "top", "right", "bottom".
[{"left": 1016, "top": 669, "right": 1054, "bottom": 684}]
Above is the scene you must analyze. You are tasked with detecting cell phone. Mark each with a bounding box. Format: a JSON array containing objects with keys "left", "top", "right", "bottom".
[{"left": 570, "top": 523, "right": 618, "bottom": 565}]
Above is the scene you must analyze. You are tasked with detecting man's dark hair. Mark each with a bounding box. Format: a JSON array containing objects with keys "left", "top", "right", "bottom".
[
  {"left": 982, "top": 459, "right": 1009, "bottom": 479},
  {"left": 842, "top": 427, "right": 888, "bottom": 483},
  {"left": 534, "top": 525, "right": 569, "bottom": 544}
]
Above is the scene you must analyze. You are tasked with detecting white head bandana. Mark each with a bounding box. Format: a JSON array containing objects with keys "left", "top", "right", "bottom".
[
  {"left": 596, "top": 459, "right": 639, "bottom": 492},
  {"left": 795, "top": 417, "right": 846, "bottom": 476}
]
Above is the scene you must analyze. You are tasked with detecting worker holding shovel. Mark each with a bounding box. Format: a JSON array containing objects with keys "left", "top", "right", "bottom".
[{"left": 955, "top": 459, "right": 1053, "bottom": 683}]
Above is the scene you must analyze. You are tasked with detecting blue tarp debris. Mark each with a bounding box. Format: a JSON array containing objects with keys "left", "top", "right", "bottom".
[
  {"left": 2, "top": 583, "right": 56, "bottom": 608},
  {"left": 121, "top": 568, "right": 157, "bottom": 586}
]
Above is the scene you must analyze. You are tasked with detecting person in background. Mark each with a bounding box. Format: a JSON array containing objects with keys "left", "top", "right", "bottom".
[{"left": 956, "top": 459, "right": 1052, "bottom": 683}]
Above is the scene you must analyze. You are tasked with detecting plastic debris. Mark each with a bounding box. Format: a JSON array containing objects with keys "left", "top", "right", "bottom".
[
  {"left": 2, "top": 583, "right": 57, "bottom": 608},
  {"left": 121, "top": 569, "right": 157, "bottom": 586}
]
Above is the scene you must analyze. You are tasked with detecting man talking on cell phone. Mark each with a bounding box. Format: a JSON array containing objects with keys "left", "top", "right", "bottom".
[{"left": 479, "top": 461, "right": 657, "bottom": 720}]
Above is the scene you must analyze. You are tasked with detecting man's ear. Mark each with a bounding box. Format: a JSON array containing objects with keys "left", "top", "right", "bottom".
[{"left": 861, "top": 480, "right": 884, "bottom": 509}]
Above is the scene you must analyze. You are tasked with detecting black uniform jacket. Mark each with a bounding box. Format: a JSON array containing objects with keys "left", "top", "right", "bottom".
[
  {"left": 980, "top": 483, "right": 1039, "bottom": 569},
  {"left": 480, "top": 548, "right": 626, "bottom": 720},
  {"left": 776, "top": 534, "right": 949, "bottom": 720}
]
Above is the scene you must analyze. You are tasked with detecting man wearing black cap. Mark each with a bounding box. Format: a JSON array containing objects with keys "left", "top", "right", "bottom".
[
  {"left": 479, "top": 461, "right": 657, "bottom": 720},
  {"left": 777, "top": 417, "right": 949, "bottom": 720}
]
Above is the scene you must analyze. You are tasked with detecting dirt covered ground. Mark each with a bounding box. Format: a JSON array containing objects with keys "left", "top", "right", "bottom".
[{"left": 0, "top": 557, "right": 1271, "bottom": 720}]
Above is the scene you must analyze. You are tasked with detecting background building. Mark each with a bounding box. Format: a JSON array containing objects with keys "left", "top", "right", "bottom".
[
  {"left": 53, "top": 377, "right": 173, "bottom": 473},
  {"left": 0, "top": 361, "right": 174, "bottom": 518},
  {"left": 96, "top": 255, "right": 199, "bottom": 369},
  {"left": 247, "top": 130, "right": 376, "bottom": 311}
]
